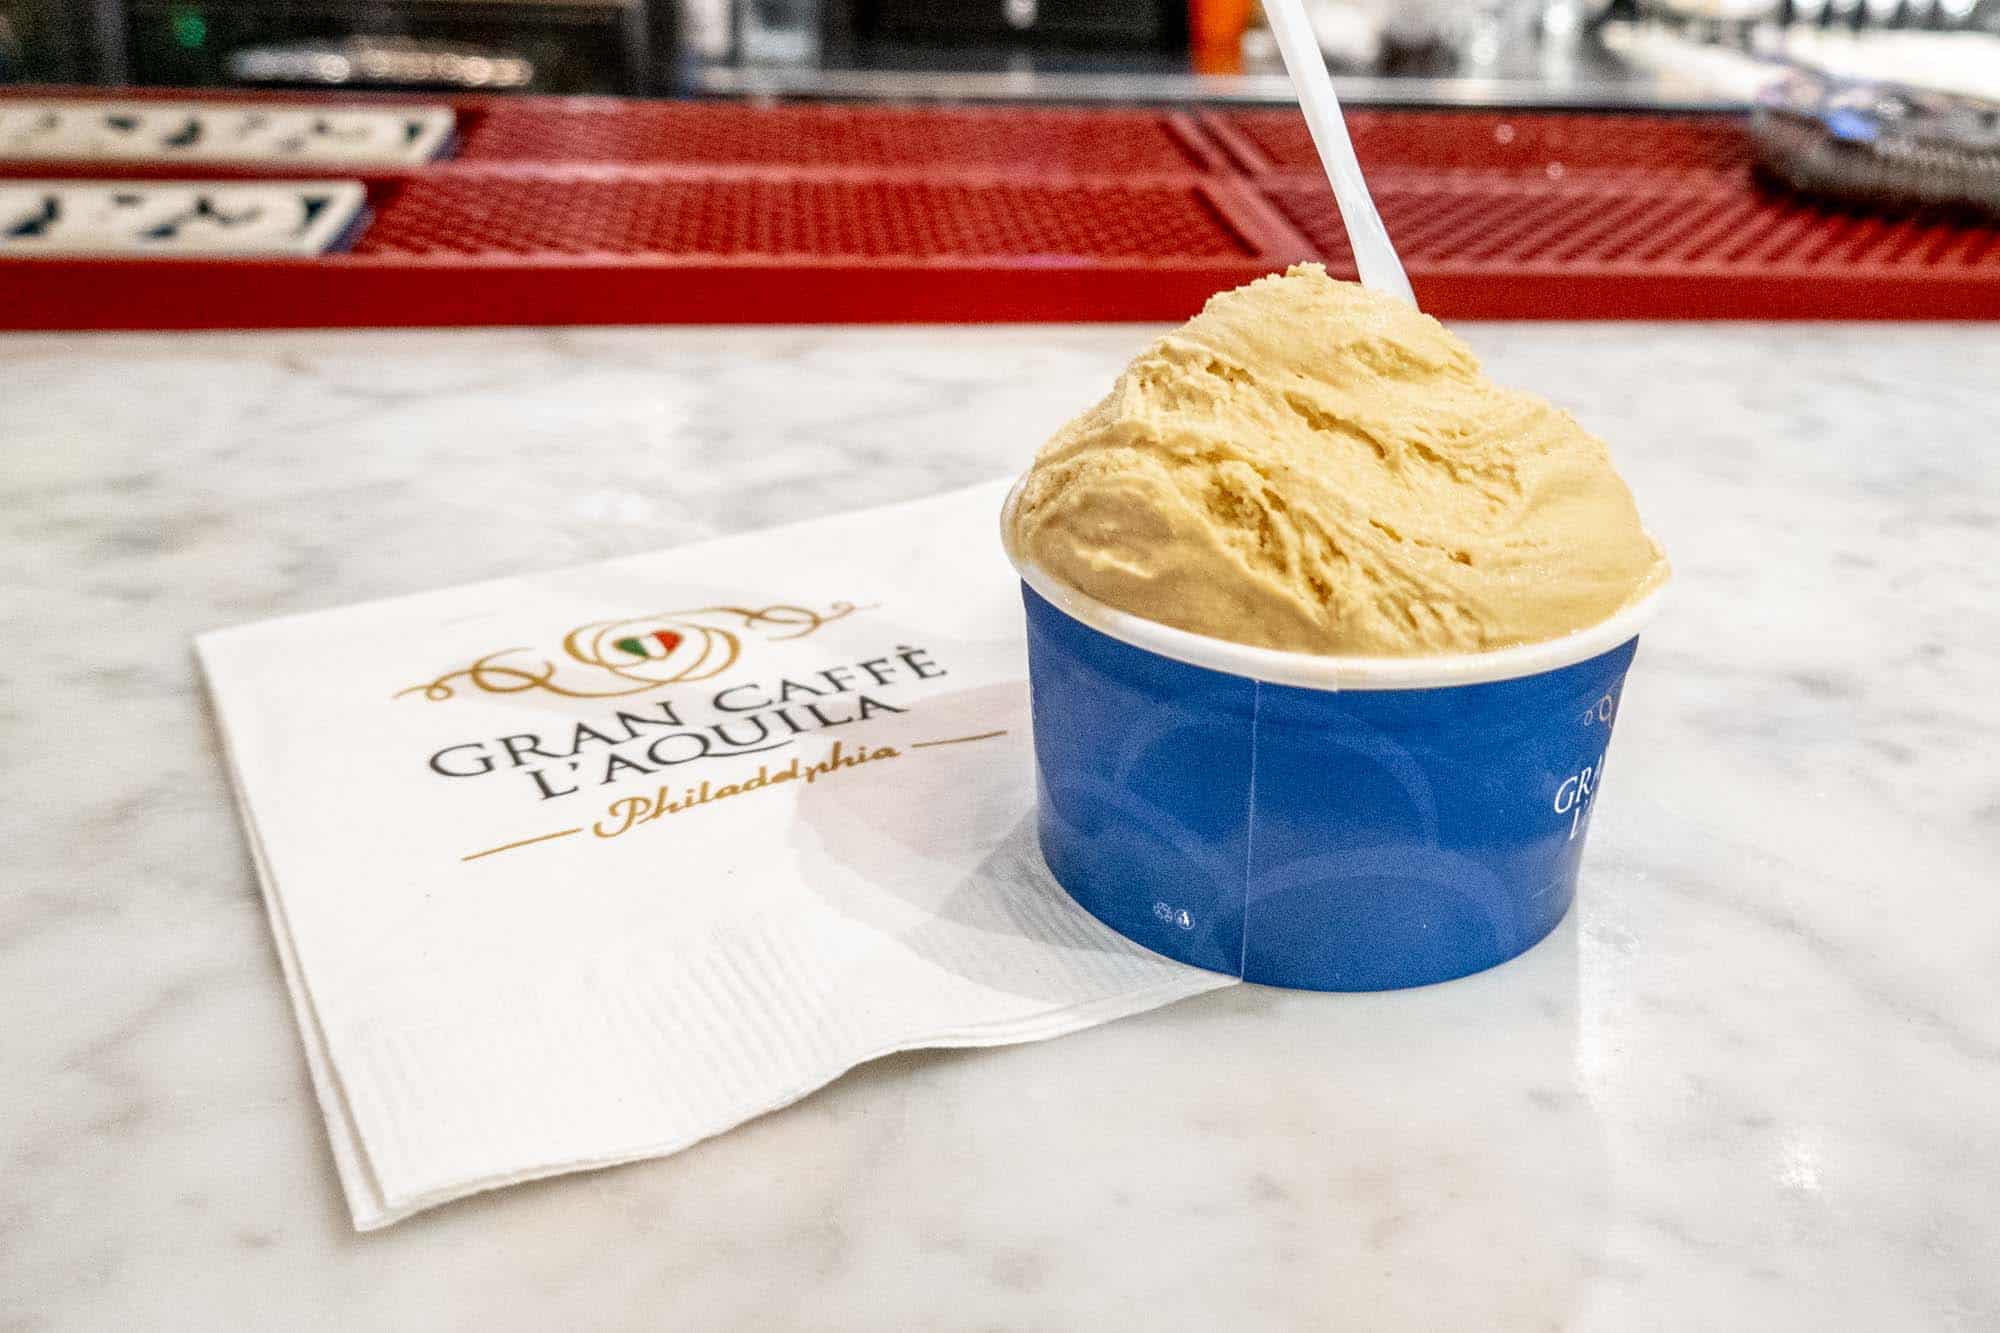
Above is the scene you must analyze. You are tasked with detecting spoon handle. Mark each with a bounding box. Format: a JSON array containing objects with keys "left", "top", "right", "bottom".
[{"left": 1261, "top": 0, "right": 1417, "bottom": 306}]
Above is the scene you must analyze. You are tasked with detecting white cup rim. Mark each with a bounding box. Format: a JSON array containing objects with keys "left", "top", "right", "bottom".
[{"left": 1001, "top": 476, "right": 1665, "bottom": 692}]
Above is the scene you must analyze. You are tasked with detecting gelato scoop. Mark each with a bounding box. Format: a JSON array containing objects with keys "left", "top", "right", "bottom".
[{"left": 1005, "top": 265, "right": 1669, "bottom": 657}]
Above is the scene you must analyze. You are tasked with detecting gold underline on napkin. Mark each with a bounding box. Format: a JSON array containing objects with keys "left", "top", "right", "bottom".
[
  {"left": 461, "top": 732, "right": 1005, "bottom": 860},
  {"left": 910, "top": 729, "right": 1009, "bottom": 749},
  {"left": 462, "top": 828, "right": 584, "bottom": 862}
]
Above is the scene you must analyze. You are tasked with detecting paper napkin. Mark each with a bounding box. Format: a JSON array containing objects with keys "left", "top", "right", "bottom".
[{"left": 199, "top": 481, "right": 1231, "bottom": 1230}]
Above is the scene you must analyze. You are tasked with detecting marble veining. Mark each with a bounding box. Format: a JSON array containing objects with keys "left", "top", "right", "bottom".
[{"left": 3, "top": 321, "right": 1998, "bottom": 1331}]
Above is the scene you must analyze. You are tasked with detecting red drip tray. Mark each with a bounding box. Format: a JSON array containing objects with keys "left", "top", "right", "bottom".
[
  {"left": 1265, "top": 175, "right": 2000, "bottom": 317},
  {"left": 1207, "top": 108, "right": 1757, "bottom": 177},
  {"left": 3, "top": 95, "right": 1997, "bottom": 327},
  {"left": 457, "top": 102, "right": 1219, "bottom": 176},
  {"left": 358, "top": 175, "right": 1258, "bottom": 260}
]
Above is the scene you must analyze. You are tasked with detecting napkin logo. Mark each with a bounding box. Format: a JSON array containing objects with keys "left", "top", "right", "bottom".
[
  {"left": 400, "top": 595, "right": 1008, "bottom": 865},
  {"left": 395, "top": 601, "right": 865, "bottom": 703},
  {"left": 409, "top": 598, "right": 960, "bottom": 799}
]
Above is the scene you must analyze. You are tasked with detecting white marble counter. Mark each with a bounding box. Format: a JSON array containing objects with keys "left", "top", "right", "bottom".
[{"left": 3, "top": 321, "right": 1997, "bottom": 1331}]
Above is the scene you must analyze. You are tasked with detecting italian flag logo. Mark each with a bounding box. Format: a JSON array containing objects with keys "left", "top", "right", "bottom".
[{"left": 613, "top": 629, "right": 683, "bottom": 660}]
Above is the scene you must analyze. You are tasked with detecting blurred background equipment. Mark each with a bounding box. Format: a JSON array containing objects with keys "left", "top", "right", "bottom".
[
  {"left": 0, "top": 0, "right": 92, "bottom": 82},
  {"left": 1752, "top": 69, "right": 2000, "bottom": 213},
  {"left": 226, "top": 35, "right": 536, "bottom": 90},
  {"left": 829, "top": 0, "right": 1188, "bottom": 50},
  {"left": 2, "top": 0, "right": 1999, "bottom": 101},
  {"left": 124, "top": 0, "right": 652, "bottom": 93},
  {"left": 0, "top": 0, "right": 657, "bottom": 93}
]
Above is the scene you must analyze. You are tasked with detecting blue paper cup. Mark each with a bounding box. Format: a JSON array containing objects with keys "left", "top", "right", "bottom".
[{"left": 1003, "top": 484, "right": 1663, "bottom": 992}]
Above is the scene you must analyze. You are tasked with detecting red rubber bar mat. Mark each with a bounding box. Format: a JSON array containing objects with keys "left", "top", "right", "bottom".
[
  {"left": 1204, "top": 108, "right": 1758, "bottom": 178},
  {"left": 1261, "top": 175, "right": 2000, "bottom": 319},
  {"left": 457, "top": 102, "right": 1226, "bottom": 175},
  {"left": 355, "top": 175, "right": 1260, "bottom": 260},
  {"left": 1217, "top": 107, "right": 2000, "bottom": 319},
  {"left": 3, "top": 96, "right": 1997, "bottom": 327}
]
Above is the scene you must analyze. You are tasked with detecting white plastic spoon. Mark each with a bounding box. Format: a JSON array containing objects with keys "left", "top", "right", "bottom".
[{"left": 1259, "top": 0, "right": 1417, "bottom": 306}]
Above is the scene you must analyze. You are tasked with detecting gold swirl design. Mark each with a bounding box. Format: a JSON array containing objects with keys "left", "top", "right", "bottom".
[{"left": 395, "top": 601, "right": 866, "bottom": 703}]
